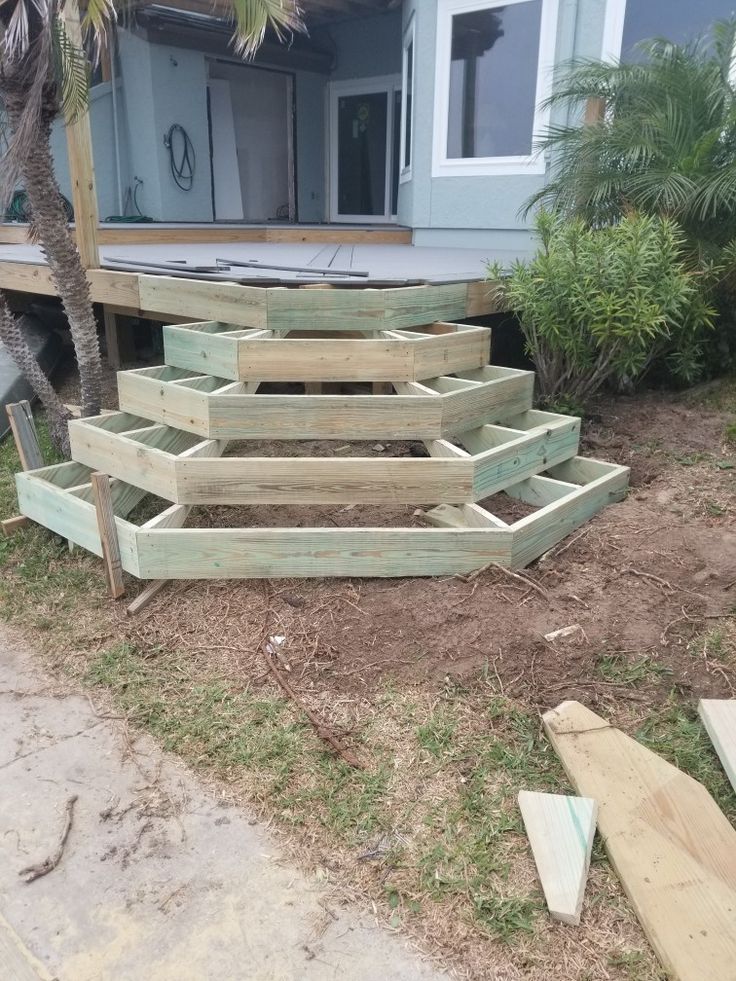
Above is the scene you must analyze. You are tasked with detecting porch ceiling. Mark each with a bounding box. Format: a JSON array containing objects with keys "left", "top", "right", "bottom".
[{"left": 127, "top": 0, "right": 400, "bottom": 27}]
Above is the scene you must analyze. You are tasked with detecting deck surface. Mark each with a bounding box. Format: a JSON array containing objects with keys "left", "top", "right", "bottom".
[{"left": 0, "top": 241, "right": 520, "bottom": 286}]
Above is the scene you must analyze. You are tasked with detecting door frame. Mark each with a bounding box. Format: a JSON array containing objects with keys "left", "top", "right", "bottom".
[
  {"left": 328, "top": 74, "right": 402, "bottom": 223},
  {"left": 206, "top": 58, "right": 298, "bottom": 223}
]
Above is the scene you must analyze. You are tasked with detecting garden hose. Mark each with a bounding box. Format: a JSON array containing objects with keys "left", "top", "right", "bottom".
[
  {"left": 5, "top": 189, "right": 74, "bottom": 222},
  {"left": 163, "top": 123, "right": 195, "bottom": 192}
]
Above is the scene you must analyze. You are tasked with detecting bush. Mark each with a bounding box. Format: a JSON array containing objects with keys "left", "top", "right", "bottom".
[{"left": 489, "top": 211, "right": 716, "bottom": 405}]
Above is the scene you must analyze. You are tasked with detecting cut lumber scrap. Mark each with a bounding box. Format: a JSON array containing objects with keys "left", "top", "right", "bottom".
[
  {"left": 2, "top": 515, "right": 30, "bottom": 537},
  {"left": 6, "top": 401, "right": 44, "bottom": 471},
  {"left": 90, "top": 472, "right": 125, "bottom": 599},
  {"left": 518, "top": 790, "right": 597, "bottom": 925},
  {"left": 698, "top": 699, "right": 736, "bottom": 792},
  {"left": 543, "top": 700, "right": 736, "bottom": 980}
]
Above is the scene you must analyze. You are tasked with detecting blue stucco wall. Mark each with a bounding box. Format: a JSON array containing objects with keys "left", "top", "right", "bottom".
[
  {"left": 398, "top": 0, "right": 609, "bottom": 250},
  {"left": 50, "top": 0, "right": 612, "bottom": 243}
]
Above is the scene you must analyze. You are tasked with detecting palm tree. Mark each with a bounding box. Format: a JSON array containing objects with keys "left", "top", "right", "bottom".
[
  {"left": 527, "top": 20, "right": 736, "bottom": 258},
  {"left": 0, "top": 0, "right": 303, "bottom": 455}
]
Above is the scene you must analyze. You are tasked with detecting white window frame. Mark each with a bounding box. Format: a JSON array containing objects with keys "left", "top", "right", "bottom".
[
  {"left": 601, "top": 0, "right": 627, "bottom": 60},
  {"left": 399, "top": 15, "right": 416, "bottom": 183},
  {"left": 328, "top": 74, "right": 402, "bottom": 223},
  {"left": 432, "top": 0, "right": 560, "bottom": 178}
]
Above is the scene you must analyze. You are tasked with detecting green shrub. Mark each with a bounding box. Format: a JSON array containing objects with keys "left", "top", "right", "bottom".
[{"left": 489, "top": 211, "right": 716, "bottom": 405}]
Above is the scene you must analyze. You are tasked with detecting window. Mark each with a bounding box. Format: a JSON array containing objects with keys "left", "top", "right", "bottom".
[
  {"left": 602, "top": 0, "right": 736, "bottom": 61},
  {"left": 400, "top": 17, "right": 415, "bottom": 181},
  {"left": 433, "top": 0, "right": 559, "bottom": 177}
]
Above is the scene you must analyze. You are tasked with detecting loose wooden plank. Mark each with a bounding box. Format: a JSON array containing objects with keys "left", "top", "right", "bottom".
[
  {"left": 2, "top": 515, "right": 30, "bottom": 536},
  {"left": 90, "top": 472, "right": 126, "bottom": 598},
  {"left": 698, "top": 700, "right": 736, "bottom": 792},
  {"left": 518, "top": 791, "right": 597, "bottom": 926},
  {"left": 6, "top": 400, "right": 44, "bottom": 470},
  {"left": 543, "top": 700, "right": 736, "bottom": 980}
]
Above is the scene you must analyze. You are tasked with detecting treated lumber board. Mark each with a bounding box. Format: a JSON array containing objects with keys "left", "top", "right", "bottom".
[
  {"left": 135, "top": 527, "right": 513, "bottom": 579},
  {"left": 68, "top": 421, "right": 183, "bottom": 501},
  {"left": 412, "top": 327, "right": 490, "bottom": 380},
  {"left": 439, "top": 369, "right": 534, "bottom": 434},
  {"left": 174, "top": 457, "right": 475, "bottom": 505},
  {"left": 698, "top": 700, "right": 736, "bottom": 792},
  {"left": 91, "top": 472, "right": 125, "bottom": 598},
  {"left": 117, "top": 370, "right": 211, "bottom": 434},
  {"left": 518, "top": 791, "right": 597, "bottom": 926},
  {"left": 6, "top": 401, "right": 44, "bottom": 470},
  {"left": 125, "top": 578, "right": 169, "bottom": 616},
  {"left": 163, "top": 323, "right": 242, "bottom": 379},
  {"left": 0, "top": 261, "right": 58, "bottom": 296},
  {"left": 505, "top": 474, "right": 581, "bottom": 508},
  {"left": 15, "top": 472, "right": 140, "bottom": 574},
  {"left": 510, "top": 462, "right": 629, "bottom": 569},
  {"left": 87, "top": 269, "right": 141, "bottom": 308},
  {"left": 137, "top": 275, "right": 268, "bottom": 328},
  {"left": 543, "top": 701, "right": 736, "bottom": 980},
  {"left": 470, "top": 421, "right": 580, "bottom": 499},
  {"left": 384, "top": 283, "right": 469, "bottom": 329},
  {"left": 62, "top": 0, "right": 99, "bottom": 269},
  {"left": 2, "top": 515, "right": 30, "bottom": 536}
]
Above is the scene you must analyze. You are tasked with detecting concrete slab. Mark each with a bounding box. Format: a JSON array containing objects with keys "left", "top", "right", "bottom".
[{"left": 0, "top": 624, "right": 449, "bottom": 981}]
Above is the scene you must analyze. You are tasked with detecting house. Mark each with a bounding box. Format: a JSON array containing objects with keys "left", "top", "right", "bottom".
[{"left": 45, "top": 0, "right": 736, "bottom": 255}]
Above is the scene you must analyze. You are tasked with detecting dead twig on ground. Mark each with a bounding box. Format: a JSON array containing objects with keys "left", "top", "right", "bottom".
[
  {"left": 260, "top": 584, "right": 365, "bottom": 769},
  {"left": 20, "top": 795, "right": 77, "bottom": 882},
  {"left": 454, "top": 561, "right": 549, "bottom": 600}
]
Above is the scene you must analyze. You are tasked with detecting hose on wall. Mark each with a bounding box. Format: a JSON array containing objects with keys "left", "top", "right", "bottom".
[{"left": 163, "top": 124, "right": 195, "bottom": 191}]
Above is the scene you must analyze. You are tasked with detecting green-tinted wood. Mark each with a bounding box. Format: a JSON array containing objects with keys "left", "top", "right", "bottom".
[
  {"left": 135, "top": 527, "right": 513, "bottom": 579},
  {"left": 91, "top": 471, "right": 126, "bottom": 598}
]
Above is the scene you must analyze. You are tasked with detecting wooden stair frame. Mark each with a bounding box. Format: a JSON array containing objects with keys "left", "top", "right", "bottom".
[{"left": 13, "top": 318, "right": 630, "bottom": 579}]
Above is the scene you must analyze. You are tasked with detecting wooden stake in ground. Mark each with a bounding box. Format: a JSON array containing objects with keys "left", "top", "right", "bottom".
[
  {"left": 126, "top": 579, "right": 170, "bottom": 617},
  {"left": 20, "top": 795, "right": 78, "bottom": 883},
  {"left": 6, "top": 400, "right": 43, "bottom": 471},
  {"left": 518, "top": 790, "right": 597, "bottom": 925},
  {"left": 90, "top": 472, "right": 125, "bottom": 599},
  {"left": 2, "top": 515, "right": 29, "bottom": 537},
  {"left": 698, "top": 699, "right": 736, "bottom": 793},
  {"left": 543, "top": 700, "right": 736, "bottom": 980}
]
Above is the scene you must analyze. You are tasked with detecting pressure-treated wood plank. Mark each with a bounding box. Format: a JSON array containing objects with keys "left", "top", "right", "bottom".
[
  {"left": 543, "top": 700, "right": 736, "bottom": 980},
  {"left": 91, "top": 472, "right": 125, "bottom": 598},
  {"left": 1, "top": 515, "right": 30, "bottom": 536},
  {"left": 61, "top": 0, "right": 99, "bottom": 269},
  {"left": 175, "top": 457, "right": 474, "bottom": 505},
  {"left": 698, "top": 700, "right": 736, "bottom": 792},
  {"left": 137, "top": 275, "right": 268, "bottom": 328},
  {"left": 518, "top": 791, "right": 597, "bottom": 926},
  {"left": 437, "top": 367, "right": 534, "bottom": 433},
  {"left": 125, "top": 578, "right": 170, "bottom": 616},
  {"left": 510, "top": 462, "right": 629, "bottom": 568},
  {"left": 470, "top": 420, "right": 580, "bottom": 498},
  {"left": 6, "top": 401, "right": 44, "bottom": 470},
  {"left": 135, "top": 527, "right": 513, "bottom": 579}
]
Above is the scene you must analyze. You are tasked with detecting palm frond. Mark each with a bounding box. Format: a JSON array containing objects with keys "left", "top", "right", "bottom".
[
  {"left": 227, "top": 0, "right": 305, "bottom": 59},
  {"left": 52, "top": 14, "right": 89, "bottom": 122}
]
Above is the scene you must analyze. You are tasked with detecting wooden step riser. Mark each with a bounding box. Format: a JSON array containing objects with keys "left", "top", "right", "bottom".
[
  {"left": 162, "top": 322, "right": 491, "bottom": 383},
  {"left": 116, "top": 367, "right": 534, "bottom": 441},
  {"left": 15, "top": 457, "right": 629, "bottom": 577},
  {"left": 68, "top": 412, "right": 580, "bottom": 506}
]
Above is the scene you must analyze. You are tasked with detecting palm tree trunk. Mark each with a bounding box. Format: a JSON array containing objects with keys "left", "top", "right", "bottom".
[
  {"left": 0, "top": 292, "right": 72, "bottom": 455},
  {"left": 3, "top": 93, "right": 102, "bottom": 419}
]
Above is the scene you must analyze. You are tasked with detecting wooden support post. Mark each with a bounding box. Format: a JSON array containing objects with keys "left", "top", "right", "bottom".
[
  {"left": 90, "top": 471, "right": 125, "bottom": 598},
  {"left": 62, "top": 0, "right": 100, "bottom": 270},
  {"left": 103, "top": 306, "right": 121, "bottom": 370},
  {"left": 6, "top": 401, "right": 44, "bottom": 470}
]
